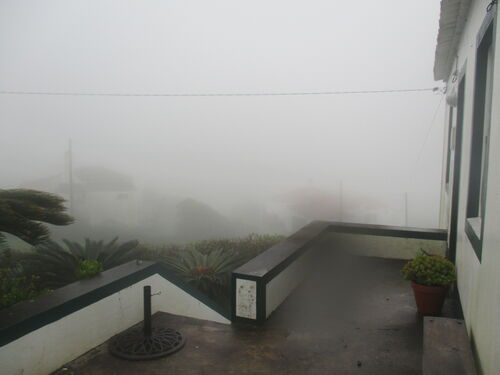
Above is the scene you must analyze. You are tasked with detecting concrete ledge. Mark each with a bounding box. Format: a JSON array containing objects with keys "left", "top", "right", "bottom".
[
  {"left": 0, "top": 260, "right": 230, "bottom": 348},
  {"left": 0, "top": 261, "right": 230, "bottom": 375},
  {"left": 423, "top": 317, "right": 477, "bottom": 375},
  {"left": 232, "top": 221, "right": 448, "bottom": 324}
]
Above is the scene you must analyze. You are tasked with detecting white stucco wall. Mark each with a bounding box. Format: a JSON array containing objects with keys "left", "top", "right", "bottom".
[
  {"left": 439, "top": 1, "right": 500, "bottom": 374},
  {"left": 0, "top": 274, "right": 229, "bottom": 375},
  {"left": 265, "top": 248, "right": 316, "bottom": 318}
]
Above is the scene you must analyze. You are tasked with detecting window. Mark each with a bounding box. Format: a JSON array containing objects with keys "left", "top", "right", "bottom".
[
  {"left": 465, "top": 15, "right": 495, "bottom": 261},
  {"left": 445, "top": 106, "right": 454, "bottom": 190}
]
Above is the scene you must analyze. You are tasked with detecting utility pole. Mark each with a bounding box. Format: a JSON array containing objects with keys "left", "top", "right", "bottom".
[
  {"left": 67, "top": 139, "right": 74, "bottom": 214},
  {"left": 404, "top": 192, "right": 409, "bottom": 227},
  {"left": 339, "top": 180, "right": 343, "bottom": 221}
]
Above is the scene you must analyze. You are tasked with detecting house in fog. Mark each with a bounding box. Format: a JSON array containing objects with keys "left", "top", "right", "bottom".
[
  {"left": 25, "top": 166, "right": 139, "bottom": 228},
  {"left": 269, "top": 186, "right": 339, "bottom": 232},
  {"left": 436, "top": 0, "right": 500, "bottom": 373}
]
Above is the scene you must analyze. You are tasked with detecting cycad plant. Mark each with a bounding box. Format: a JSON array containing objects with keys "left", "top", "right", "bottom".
[
  {"left": 0, "top": 189, "right": 73, "bottom": 246},
  {"left": 62, "top": 237, "right": 140, "bottom": 269},
  {"left": 23, "top": 237, "right": 139, "bottom": 289},
  {"left": 163, "top": 249, "right": 244, "bottom": 303}
]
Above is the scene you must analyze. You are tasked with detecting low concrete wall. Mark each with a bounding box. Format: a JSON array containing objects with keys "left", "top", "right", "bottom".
[
  {"left": 232, "top": 221, "right": 448, "bottom": 324},
  {"left": 0, "top": 263, "right": 229, "bottom": 375},
  {"left": 265, "top": 248, "right": 316, "bottom": 318},
  {"left": 232, "top": 221, "right": 329, "bottom": 324}
]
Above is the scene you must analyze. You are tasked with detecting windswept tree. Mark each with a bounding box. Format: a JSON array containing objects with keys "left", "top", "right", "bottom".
[{"left": 0, "top": 189, "right": 73, "bottom": 245}]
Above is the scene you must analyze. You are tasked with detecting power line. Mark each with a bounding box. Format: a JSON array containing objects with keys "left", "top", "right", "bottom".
[
  {"left": 406, "top": 92, "right": 445, "bottom": 190},
  {"left": 414, "top": 93, "right": 445, "bottom": 167},
  {"left": 0, "top": 87, "right": 440, "bottom": 98}
]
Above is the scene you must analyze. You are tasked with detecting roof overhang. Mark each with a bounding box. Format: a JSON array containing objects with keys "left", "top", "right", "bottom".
[{"left": 433, "top": 0, "right": 472, "bottom": 81}]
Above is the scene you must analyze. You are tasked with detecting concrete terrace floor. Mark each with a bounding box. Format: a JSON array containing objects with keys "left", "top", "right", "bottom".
[{"left": 53, "top": 256, "right": 461, "bottom": 375}]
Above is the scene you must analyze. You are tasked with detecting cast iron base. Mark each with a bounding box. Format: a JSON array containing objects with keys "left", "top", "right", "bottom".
[{"left": 109, "top": 327, "right": 185, "bottom": 361}]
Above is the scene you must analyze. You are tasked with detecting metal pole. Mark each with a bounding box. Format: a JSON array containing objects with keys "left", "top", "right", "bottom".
[
  {"left": 339, "top": 180, "right": 343, "bottom": 221},
  {"left": 144, "top": 286, "right": 152, "bottom": 336},
  {"left": 404, "top": 192, "right": 409, "bottom": 227},
  {"left": 68, "top": 139, "right": 74, "bottom": 215}
]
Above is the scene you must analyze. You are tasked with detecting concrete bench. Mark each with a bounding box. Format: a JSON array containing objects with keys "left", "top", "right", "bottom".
[{"left": 423, "top": 317, "right": 477, "bottom": 375}]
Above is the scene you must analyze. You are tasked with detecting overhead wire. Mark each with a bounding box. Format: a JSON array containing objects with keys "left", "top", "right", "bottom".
[
  {"left": 0, "top": 87, "right": 440, "bottom": 98},
  {"left": 406, "top": 92, "right": 446, "bottom": 191}
]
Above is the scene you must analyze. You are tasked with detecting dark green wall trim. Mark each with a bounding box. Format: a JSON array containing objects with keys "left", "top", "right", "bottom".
[
  {"left": 326, "top": 222, "right": 447, "bottom": 241},
  {"left": 153, "top": 264, "right": 231, "bottom": 320},
  {"left": 465, "top": 220, "right": 483, "bottom": 261},
  {"left": 0, "top": 260, "right": 229, "bottom": 348},
  {"left": 256, "top": 278, "right": 267, "bottom": 324}
]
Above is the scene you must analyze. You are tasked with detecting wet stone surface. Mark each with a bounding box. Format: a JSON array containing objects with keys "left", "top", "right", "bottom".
[{"left": 53, "top": 257, "right": 460, "bottom": 375}]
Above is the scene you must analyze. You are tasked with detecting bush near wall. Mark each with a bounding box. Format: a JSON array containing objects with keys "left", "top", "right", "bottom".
[
  {"left": 0, "top": 234, "right": 284, "bottom": 311},
  {"left": 0, "top": 268, "right": 51, "bottom": 310},
  {"left": 129, "top": 234, "right": 285, "bottom": 309},
  {"left": 136, "top": 234, "right": 284, "bottom": 263}
]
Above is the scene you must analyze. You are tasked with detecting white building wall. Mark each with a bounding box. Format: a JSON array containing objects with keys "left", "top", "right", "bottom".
[{"left": 439, "top": 1, "right": 500, "bottom": 374}]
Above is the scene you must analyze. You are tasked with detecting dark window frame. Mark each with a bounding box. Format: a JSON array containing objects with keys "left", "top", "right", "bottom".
[
  {"left": 445, "top": 106, "right": 454, "bottom": 189},
  {"left": 448, "top": 70, "right": 466, "bottom": 265},
  {"left": 465, "top": 9, "right": 497, "bottom": 261}
]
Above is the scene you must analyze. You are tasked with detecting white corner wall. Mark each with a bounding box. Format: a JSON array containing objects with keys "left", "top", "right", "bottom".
[
  {"left": 440, "top": 1, "right": 500, "bottom": 374},
  {"left": 0, "top": 274, "right": 229, "bottom": 375},
  {"left": 265, "top": 248, "right": 316, "bottom": 318},
  {"left": 150, "top": 274, "right": 230, "bottom": 324}
]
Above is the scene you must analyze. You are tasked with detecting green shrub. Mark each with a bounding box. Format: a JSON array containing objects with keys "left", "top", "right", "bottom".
[
  {"left": 0, "top": 268, "right": 51, "bottom": 310},
  {"left": 75, "top": 259, "right": 103, "bottom": 279},
  {"left": 62, "top": 237, "right": 140, "bottom": 269},
  {"left": 190, "top": 234, "right": 285, "bottom": 258},
  {"left": 138, "top": 234, "right": 284, "bottom": 310},
  {"left": 401, "top": 253, "right": 456, "bottom": 287},
  {"left": 137, "top": 234, "right": 284, "bottom": 267},
  {"left": 23, "top": 237, "right": 139, "bottom": 289},
  {"left": 162, "top": 249, "right": 245, "bottom": 309},
  {"left": 0, "top": 246, "right": 29, "bottom": 272}
]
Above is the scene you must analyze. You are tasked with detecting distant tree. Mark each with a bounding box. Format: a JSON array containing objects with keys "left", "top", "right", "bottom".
[
  {"left": 176, "top": 198, "right": 233, "bottom": 241},
  {"left": 0, "top": 189, "right": 73, "bottom": 246}
]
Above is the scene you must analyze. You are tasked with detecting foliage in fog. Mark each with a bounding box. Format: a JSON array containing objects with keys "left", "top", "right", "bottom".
[
  {"left": 137, "top": 233, "right": 284, "bottom": 308},
  {"left": 162, "top": 249, "right": 243, "bottom": 303},
  {"left": 0, "top": 189, "right": 73, "bottom": 245},
  {"left": 175, "top": 198, "right": 235, "bottom": 241},
  {"left": 0, "top": 269, "right": 50, "bottom": 310},
  {"left": 22, "top": 237, "right": 139, "bottom": 288},
  {"left": 0, "top": 233, "right": 283, "bottom": 310}
]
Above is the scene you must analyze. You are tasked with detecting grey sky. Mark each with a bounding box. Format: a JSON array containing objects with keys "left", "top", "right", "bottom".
[{"left": 0, "top": 0, "right": 444, "bottom": 228}]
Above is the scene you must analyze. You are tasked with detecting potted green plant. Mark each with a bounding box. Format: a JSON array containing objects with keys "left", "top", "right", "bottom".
[{"left": 401, "top": 252, "right": 456, "bottom": 315}]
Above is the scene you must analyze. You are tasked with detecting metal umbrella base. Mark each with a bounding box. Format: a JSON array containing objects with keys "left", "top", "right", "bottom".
[
  {"left": 109, "top": 327, "right": 185, "bottom": 360},
  {"left": 109, "top": 286, "right": 185, "bottom": 361}
]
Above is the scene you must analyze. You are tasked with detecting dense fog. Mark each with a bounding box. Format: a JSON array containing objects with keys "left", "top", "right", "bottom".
[{"left": 0, "top": 1, "right": 445, "bottom": 244}]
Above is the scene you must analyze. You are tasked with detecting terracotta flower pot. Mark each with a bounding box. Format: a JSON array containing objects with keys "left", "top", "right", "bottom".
[{"left": 411, "top": 281, "right": 448, "bottom": 315}]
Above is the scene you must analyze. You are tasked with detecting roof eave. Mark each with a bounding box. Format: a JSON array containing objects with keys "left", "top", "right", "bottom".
[{"left": 433, "top": 0, "right": 472, "bottom": 81}]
